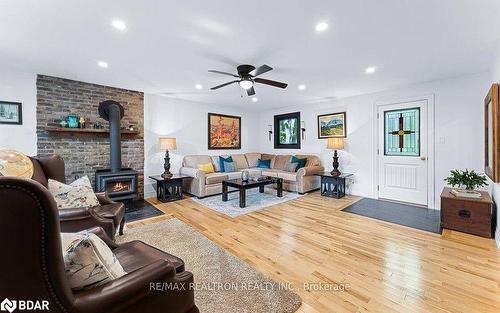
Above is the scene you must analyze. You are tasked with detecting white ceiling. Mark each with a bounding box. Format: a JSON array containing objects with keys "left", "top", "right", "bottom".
[{"left": 1, "top": 0, "right": 500, "bottom": 110}]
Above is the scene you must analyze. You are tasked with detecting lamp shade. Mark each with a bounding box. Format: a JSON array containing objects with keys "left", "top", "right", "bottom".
[
  {"left": 159, "top": 137, "right": 177, "bottom": 150},
  {"left": 327, "top": 138, "right": 344, "bottom": 150}
]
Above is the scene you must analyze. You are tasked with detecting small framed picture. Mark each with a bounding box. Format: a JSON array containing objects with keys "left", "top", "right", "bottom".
[
  {"left": 0, "top": 101, "right": 22, "bottom": 125},
  {"left": 317, "top": 112, "right": 346, "bottom": 138}
]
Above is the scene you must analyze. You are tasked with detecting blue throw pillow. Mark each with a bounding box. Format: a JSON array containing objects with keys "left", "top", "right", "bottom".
[
  {"left": 219, "top": 156, "right": 233, "bottom": 172},
  {"left": 223, "top": 161, "right": 236, "bottom": 173},
  {"left": 257, "top": 159, "right": 271, "bottom": 168},
  {"left": 291, "top": 156, "right": 307, "bottom": 172}
]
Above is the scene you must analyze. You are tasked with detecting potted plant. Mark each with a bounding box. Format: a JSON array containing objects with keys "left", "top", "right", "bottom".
[{"left": 444, "top": 169, "right": 488, "bottom": 198}]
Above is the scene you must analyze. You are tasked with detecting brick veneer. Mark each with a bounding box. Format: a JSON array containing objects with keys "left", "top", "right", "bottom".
[{"left": 36, "top": 75, "right": 144, "bottom": 197}]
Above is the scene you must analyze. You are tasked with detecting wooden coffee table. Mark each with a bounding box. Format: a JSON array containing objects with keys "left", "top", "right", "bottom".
[{"left": 222, "top": 177, "right": 283, "bottom": 208}]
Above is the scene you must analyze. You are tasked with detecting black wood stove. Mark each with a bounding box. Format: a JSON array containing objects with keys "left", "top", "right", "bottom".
[{"left": 95, "top": 100, "right": 138, "bottom": 205}]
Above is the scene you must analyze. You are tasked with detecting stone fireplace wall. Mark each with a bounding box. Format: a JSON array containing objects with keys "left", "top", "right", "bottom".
[{"left": 36, "top": 75, "right": 144, "bottom": 198}]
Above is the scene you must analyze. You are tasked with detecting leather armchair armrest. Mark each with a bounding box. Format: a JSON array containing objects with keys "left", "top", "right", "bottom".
[
  {"left": 73, "top": 260, "right": 176, "bottom": 312},
  {"left": 180, "top": 167, "right": 205, "bottom": 179},
  {"left": 95, "top": 192, "right": 115, "bottom": 205},
  {"left": 297, "top": 166, "right": 325, "bottom": 177},
  {"left": 58, "top": 207, "right": 91, "bottom": 221},
  {"left": 80, "top": 226, "right": 118, "bottom": 249}
]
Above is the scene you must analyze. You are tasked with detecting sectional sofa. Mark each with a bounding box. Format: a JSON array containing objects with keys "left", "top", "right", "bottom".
[{"left": 180, "top": 153, "right": 324, "bottom": 198}]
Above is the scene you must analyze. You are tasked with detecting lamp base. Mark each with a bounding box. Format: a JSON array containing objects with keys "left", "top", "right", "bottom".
[
  {"left": 161, "top": 172, "right": 173, "bottom": 179},
  {"left": 331, "top": 150, "right": 341, "bottom": 176},
  {"left": 330, "top": 169, "right": 341, "bottom": 177}
]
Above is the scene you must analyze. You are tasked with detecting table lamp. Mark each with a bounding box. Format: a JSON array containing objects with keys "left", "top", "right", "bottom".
[
  {"left": 327, "top": 138, "right": 344, "bottom": 176},
  {"left": 159, "top": 137, "right": 177, "bottom": 178}
]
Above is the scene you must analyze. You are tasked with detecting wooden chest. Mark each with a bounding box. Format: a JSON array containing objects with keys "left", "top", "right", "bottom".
[{"left": 440, "top": 187, "right": 495, "bottom": 238}]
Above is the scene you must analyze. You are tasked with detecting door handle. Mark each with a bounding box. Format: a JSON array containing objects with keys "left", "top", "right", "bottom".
[{"left": 420, "top": 156, "right": 426, "bottom": 161}]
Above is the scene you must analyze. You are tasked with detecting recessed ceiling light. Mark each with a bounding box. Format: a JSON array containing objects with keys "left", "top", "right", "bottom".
[
  {"left": 97, "top": 61, "right": 108, "bottom": 68},
  {"left": 315, "top": 22, "right": 328, "bottom": 32},
  {"left": 195, "top": 84, "right": 203, "bottom": 90},
  {"left": 251, "top": 97, "right": 258, "bottom": 103},
  {"left": 298, "top": 84, "right": 306, "bottom": 91},
  {"left": 112, "top": 19, "right": 127, "bottom": 31},
  {"left": 365, "top": 66, "right": 377, "bottom": 74}
]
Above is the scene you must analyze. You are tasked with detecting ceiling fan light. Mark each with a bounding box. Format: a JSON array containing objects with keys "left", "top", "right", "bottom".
[{"left": 239, "top": 79, "right": 253, "bottom": 90}]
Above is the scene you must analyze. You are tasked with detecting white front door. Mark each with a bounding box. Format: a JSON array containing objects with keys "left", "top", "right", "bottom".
[{"left": 378, "top": 100, "right": 428, "bottom": 206}]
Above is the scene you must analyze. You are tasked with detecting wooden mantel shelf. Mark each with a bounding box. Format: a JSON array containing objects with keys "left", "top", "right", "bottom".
[{"left": 46, "top": 127, "right": 140, "bottom": 135}]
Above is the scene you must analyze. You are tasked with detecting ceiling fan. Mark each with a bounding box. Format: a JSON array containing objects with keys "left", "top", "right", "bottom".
[{"left": 208, "top": 64, "right": 288, "bottom": 96}]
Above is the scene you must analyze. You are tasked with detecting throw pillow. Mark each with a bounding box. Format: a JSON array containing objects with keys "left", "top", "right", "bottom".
[
  {"left": 291, "top": 156, "right": 307, "bottom": 172},
  {"left": 257, "top": 159, "right": 271, "bottom": 168},
  {"left": 223, "top": 161, "right": 236, "bottom": 173},
  {"left": 198, "top": 163, "right": 215, "bottom": 174},
  {"left": 60, "top": 231, "right": 126, "bottom": 290},
  {"left": 283, "top": 161, "right": 298, "bottom": 172},
  {"left": 48, "top": 176, "right": 100, "bottom": 209},
  {"left": 219, "top": 156, "right": 233, "bottom": 172}
]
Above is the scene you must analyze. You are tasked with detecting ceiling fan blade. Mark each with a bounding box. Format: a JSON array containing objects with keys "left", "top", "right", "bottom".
[
  {"left": 210, "top": 80, "right": 239, "bottom": 90},
  {"left": 247, "top": 86, "right": 256, "bottom": 96},
  {"left": 254, "top": 78, "right": 288, "bottom": 89},
  {"left": 208, "top": 70, "right": 239, "bottom": 78},
  {"left": 250, "top": 64, "right": 273, "bottom": 77}
]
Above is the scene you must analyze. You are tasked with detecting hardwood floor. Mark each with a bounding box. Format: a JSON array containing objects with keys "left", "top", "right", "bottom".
[{"left": 128, "top": 192, "right": 500, "bottom": 313}]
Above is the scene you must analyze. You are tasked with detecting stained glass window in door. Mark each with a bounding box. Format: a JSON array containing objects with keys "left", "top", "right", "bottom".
[{"left": 384, "top": 108, "right": 420, "bottom": 156}]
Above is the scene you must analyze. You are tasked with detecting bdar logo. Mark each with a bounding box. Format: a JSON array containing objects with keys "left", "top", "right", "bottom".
[{"left": 0, "top": 298, "right": 16, "bottom": 313}]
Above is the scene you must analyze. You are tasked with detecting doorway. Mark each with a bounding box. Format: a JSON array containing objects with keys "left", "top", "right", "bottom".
[{"left": 376, "top": 97, "right": 433, "bottom": 207}]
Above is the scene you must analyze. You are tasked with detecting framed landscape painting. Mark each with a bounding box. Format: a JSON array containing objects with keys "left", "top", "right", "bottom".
[
  {"left": 274, "top": 112, "right": 301, "bottom": 149},
  {"left": 317, "top": 112, "right": 346, "bottom": 138},
  {"left": 208, "top": 113, "right": 241, "bottom": 150},
  {"left": 0, "top": 101, "right": 22, "bottom": 125}
]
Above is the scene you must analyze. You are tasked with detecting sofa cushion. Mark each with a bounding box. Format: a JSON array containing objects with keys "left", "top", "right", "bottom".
[
  {"left": 278, "top": 172, "right": 298, "bottom": 182},
  {"left": 48, "top": 176, "right": 100, "bottom": 209},
  {"left": 206, "top": 173, "right": 229, "bottom": 184},
  {"left": 283, "top": 162, "right": 298, "bottom": 172},
  {"left": 261, "top": 153, "right": 276, "bottom": 168},
  {"left": 296, "top": 154, "right": 321, "bottom": 167},
  {"left": 60, "top": 231, "right": 126, "bottom": 290},
  {"left": 246, "top": 168, "right": 263, "bottom": 176},
  {"left": 198, "top": 163, "right": 215, "bottom": 174},
  {"left": 223, "top": 161, "right": 237, "bottom": 173},
  {"left": 291, "top": 156, "right": 307, "bottom": 172},
  {"left": 245, "top": 153, "right": 261, "bottom": 167},
  {"left": 226, "top": 171, "right": 242, "bottom": 180},
  {"left": 183, "top": 155, "right": 212, "bottom": 168},
  {"left": 261, "top": 169, "right": 279, "bottom": 177},
  {"left": 273, "top": 155, "right": 291, "bottom": 170},
  {"left": 257, "top": 159, "right": 271, "bottom": 168},
  {"left": 219, "top": 156, "right": 233, "bottom": 172},
  {"left": 210, "top": 156, "right": 222, "bottom": 172},
  {"left": 231, "top": 154, "right": 249, "bottom": 169}
]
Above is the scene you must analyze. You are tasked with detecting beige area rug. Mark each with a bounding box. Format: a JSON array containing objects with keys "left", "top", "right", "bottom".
[{"left": 118, "top": 218, "right": 302, "bottom": 313}]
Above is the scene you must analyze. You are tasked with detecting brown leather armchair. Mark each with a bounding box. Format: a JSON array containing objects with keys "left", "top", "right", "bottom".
[
  {"left": 30, "top": 155, "right": 125, "bottom": 240},
  {"left": 0, "top": 177, "right": 199, "bottom": 313}
]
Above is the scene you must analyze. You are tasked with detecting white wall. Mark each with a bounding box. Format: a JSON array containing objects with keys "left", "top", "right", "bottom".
[
  {"left": 258, "top": 72, "right": 490, "bottom": 209},
  {"left": 490, "top": 44, "right": 500, "bottom": 248},
  {"left": 143, "top": 94, "right": 259, "bottom": 197},
  {"left": 0, "top": 69, "right": 37, "bottom": 155}
]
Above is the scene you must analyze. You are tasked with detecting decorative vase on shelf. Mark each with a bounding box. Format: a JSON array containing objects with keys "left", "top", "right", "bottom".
[
  {"left": 66, "top": 115, "right": 79, "bottom": 128},
  {"left": 59, "top": 120, "right": 68, "bottom": 128},
  {"left": 241, "top": 170, "right": 249, "bottom": 182}
]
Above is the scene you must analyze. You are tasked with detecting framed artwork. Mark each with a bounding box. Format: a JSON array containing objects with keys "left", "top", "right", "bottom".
[
  {"left": 317, "top": 112, "right": 346, "bottom": 138},
  {"left": 485, "top": 83, "right": 500, "bottom": 182},
  {"left": 208, "top": 113, "right": 241, "bottom": 149},
  {"left": 274, "top": 112, "right": 301, "bottom": 149},
  {"left": 0, "top": 101, "right": 22, "bottom": 125}
]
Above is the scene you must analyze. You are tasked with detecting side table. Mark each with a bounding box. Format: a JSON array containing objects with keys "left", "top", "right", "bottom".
[
  {"left": 318, "top": 172, "right": 353, "bottom": 199},
  {"left": 149, "top": 175, "right": 190, "bottom": 203}
]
